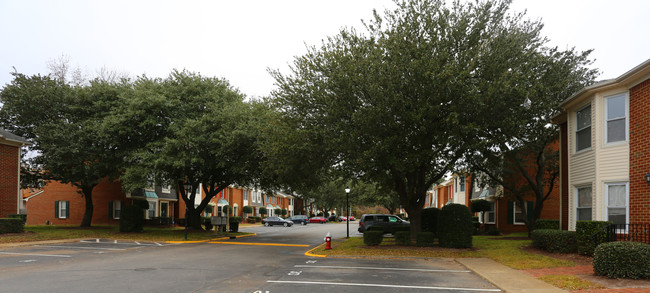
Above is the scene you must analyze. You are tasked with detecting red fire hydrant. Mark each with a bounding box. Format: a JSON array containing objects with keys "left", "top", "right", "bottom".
[{"left": 324, "top": 232, "right": 332, "bottom": 250}]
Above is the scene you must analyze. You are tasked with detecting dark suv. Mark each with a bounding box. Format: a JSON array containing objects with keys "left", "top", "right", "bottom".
[
  {"left": 287, "top": 215, "right": 309, "bottom": 225},
  {"left": 357, "top": 214, "right": 410, "bottom": 234}
]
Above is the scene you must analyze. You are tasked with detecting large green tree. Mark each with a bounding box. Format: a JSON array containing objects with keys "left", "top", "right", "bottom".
[
  {"left": 114, "top": 70, "right": 266, "bottom": 229},
  {"left": 270, "top": 0, "right": 569, "bottom": 235},
  {"left": 0, "top": 74, "right": 125, "bottom": 226}
]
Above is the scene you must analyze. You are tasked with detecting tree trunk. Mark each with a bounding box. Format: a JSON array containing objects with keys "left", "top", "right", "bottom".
[
  {"left": 80, "top": 185, "right": 96, "bottom": 227},
  {"left": 187, "top": 208, "right": 204, "bottom": 230},
  {"left": 405, "top": 206, "right": 422, "bottom": 238}
]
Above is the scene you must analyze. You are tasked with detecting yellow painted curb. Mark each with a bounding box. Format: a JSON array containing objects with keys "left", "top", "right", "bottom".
[
  {"left": 166, "top": 240, "right": 211, "bottom": 244},
  {"left": 210, "top": 233, "right": 257, "bottom": 241},
  {"left": 304, "top": 242, "right": 327, "bottom": 258},
  {"left": 209, "top": 241, "right": 310, "bottom": 247}
]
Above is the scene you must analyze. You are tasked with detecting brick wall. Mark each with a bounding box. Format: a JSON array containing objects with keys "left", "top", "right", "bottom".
[
  {"left": 25, "top": 178, "right": 127, "bottom": 225},
  {"left": 629, "top": 77, "right": 650, "bottom": 224},
  {"left": 0, "top": 144, "right": 19, "bottom": 218}
]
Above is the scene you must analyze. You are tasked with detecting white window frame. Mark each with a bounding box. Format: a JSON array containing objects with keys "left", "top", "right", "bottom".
[
  {"left": 244, "top": 190, "right": 249, "bottom": 201},
  {"left": 58, "top": 201, "right": 68, "bottom": 219},
  {"left": 513, "top": 203, "right": 526, "bottom": 225},
  {"left": 161, "top": 185, "right": 171, "bottom": 193},
  {"left": 575, "top": 104, "right": 592, "bottom": 152},
  {"left": 485, "top": 201, "right": 495, "bottom": 224},
  {"left": 147, "top": 200, "right": 157, "bottom": 219},
  {"left": 605, "top": 182, "right": 629, "bottom": 226},
  {"left": 112, "top": 200, "right": 121, "bottom": 219},
  {"left": 575, "top": 186, "right": 592, "bottom": 222},
  {"left": 604, "top": 93, "right": 628, "bottom": 144}
]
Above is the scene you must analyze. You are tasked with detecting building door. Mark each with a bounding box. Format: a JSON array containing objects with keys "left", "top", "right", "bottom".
[{"left": 161, "top": 202, "right": 168, "bottom": 218}]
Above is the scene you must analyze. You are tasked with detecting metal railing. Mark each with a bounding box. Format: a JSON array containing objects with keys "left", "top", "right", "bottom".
[{"left": 592, "top": 223, "right": 650, "bottom": 247}]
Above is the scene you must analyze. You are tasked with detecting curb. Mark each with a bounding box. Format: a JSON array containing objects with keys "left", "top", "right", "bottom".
[
  {"left": 166, "top": 233, "right": 257, "bottom": 244},
  {"left": 0, "top": 238, "right": 88, "bottom": 248},
  {"left": 304, "top": 242, "right": 328, "bottom": 258}
]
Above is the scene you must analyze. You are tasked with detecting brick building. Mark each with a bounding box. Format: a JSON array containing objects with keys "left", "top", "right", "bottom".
[
  {"left": 0, "top": 129, "right": 29, "bottom": 218},
  {"left": 555, "top": 58, "right": 650, "bottom": 229}
]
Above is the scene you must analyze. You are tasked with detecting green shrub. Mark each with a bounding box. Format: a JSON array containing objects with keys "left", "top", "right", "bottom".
[
  {"left": 222, "top": 205, "right": 232, "bottom": 215},
  {"left": 230, "top": 216, "right": 243, "bottom": 223},
  {"left": 229, "top": 221, "right": 240, "bottom": 232},
  {"left": 487, "top": 226, "right": 500, "bottom": 235},
  {"left": 202, "top": 217, "right": 213, "bottom": 230},
  {"left": 9, "top": 214, "right": 27, "bottom": 223},
  {"left": 363, "top": 230, "right": 383, "bottom": 246},
  {"left": 0, "top": 218, "right": 25, "bottom": 233},
  {"left": 274, "top": 208, "right": 282, "bottom": 216},
  {"left": 281, "top": 209, "right": 287, "bottom": 216},
  {"left": 420, "top": 208, "right": 439, "bottom": 236},
  {"left": 242, "top": 206, "right": 253, "bottom": 214},
  {"left": 259, "top": 207, "right": 268, "bottom": 216},
  {"left": 416, "top": 232, "right": 435, "bottom": 247},
  {"left": 576, "top": 221, "right": 612, "bottom": 255},
  {"left": 593, "top": 241, "right": 650, "bottom": 279},
  {"left": 395, "top": 231, "right": 411, "bottom": 246},
  {"left": 471, "top": 199, "right": 491, "bottom": 213},
  {"left": 246, "top": 217, "right": 256, "bottom": 224},
  {"left": 437, "top": 204, "right": 473, "bottom": 248},
  {"left": 254, "top": 216, "right": 262, "bottom": 223},
  {"left": 120, "top": 205, "right": 145, "bottom": 232},
  {"left": 133, "top": 199, "right": 149, "bottom": 210},
  {"left": 536, "top": 219, "right": 559, "bottom": 230},
  {"left": 531, "top": 229, "right": 577, "bottom": 253}
]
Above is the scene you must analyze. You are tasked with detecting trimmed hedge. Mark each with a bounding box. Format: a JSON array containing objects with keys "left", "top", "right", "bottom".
[
  {"left": 242, "top": 206, "right": 253, "bottom": 214},
  {"left": 536, "top": 219, "right": 559, "bottom": 230},
  {"left": 531, "top": 229, "right": 577, "bottom": 253},
  {"left": 0, "top": 218, "right": 25, "bottom": 233},
  {"left": 594, "top": 241, "right": 650, "bottom": 279},
  {"left": 416, "top": 232, "right": 435, "bottom": 247},
  {"left": 438, "top": 204, "right": 473, "bottom": 248},
  {"left": 576, "top": 220, "right": 612, "bottom": 255},
  {"left": 203, "top": 217, "right": 213, "bottom": 230},
  {"left": 230, "top": 216, "right": 243, "bottom": 223},
  {"left": 120, "top": 205, "right": 145, "bottom": 232},
  {"left": 9, "top": 214, "right": 27, "bottom": 223},
  {"left": 420, "top": 208, "right": 439, "bottom": 236},
  {"left": 395, "top": 231, "right": 411, "bottom": 246},
  {"left": 363, "top": 230, "right": 383, "bottom": 246}
]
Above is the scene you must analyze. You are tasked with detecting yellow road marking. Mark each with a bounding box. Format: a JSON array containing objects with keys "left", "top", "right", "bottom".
[
  {"left": 304, "top": 242, "right": 327, "bottom": 258},
  {"left": 209, "top": 241, "right": 310, "bottom": 247}
]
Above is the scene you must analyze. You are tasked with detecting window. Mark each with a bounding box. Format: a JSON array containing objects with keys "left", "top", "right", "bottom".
[
  {"left": 233, "top": 206, "right": 238, "bottom": 216},
  {"left": 605, "top": 93, "right": 627, "bottom": 143},
  {"left": 161, "top": 185, "right": 171, "bottom": 193},
  {"left": 244, "top": 190, "right": 249, "bottom": 201},
  {"left": 482, "top": 201, "right": 495, "bottom": 224},
  {"left": 606, "top": 183, "right": 628, "bottom": 225},
  {"left": 55, "top": 201, "right": 69, "bottom": 219},
  {"left": 110, "top": 200, "right": 121, "bottom": 219},
  {"left": 160, "top": 202, "right": 168, "bottom": 218},
  {"left": 147, "top": 201, "right": 157, "bottom": 218},
  {"left": 514, "top": 203, "right": 525, "bottom": 225},
  {"left": 576, "top": 105, "right": 591, "bottom": 151},
  {"left": 459, "top": 176, "right": 465, "bottom": 192},
  {"left": 576, "top": 186, "right": 592, "bottom": 221}
]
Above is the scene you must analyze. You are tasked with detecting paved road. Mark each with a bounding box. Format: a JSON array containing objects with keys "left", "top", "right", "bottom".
[{"left": 0, "top": 223, "right": 500, "bottom": 293}]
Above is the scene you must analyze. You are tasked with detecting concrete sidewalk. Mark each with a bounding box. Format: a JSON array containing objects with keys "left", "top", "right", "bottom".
[{"left": 457, "top": 258, "right": 567, "bottom": 293}]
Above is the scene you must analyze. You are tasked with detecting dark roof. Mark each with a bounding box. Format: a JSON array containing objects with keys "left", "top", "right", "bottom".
[{"left": 0, "top": 128, "right": 31, "bottom": 145}]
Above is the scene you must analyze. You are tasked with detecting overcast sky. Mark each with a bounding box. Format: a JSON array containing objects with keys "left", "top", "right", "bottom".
[{"left": 1, "top": 0, "right": 648, "bottom": 99}]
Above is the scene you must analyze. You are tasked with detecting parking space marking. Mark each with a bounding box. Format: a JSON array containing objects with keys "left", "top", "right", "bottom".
[
  {"left": 209, "top": 241, "right": 310, "bottom": 247},
  {"left": 294, "top": 265, "right": 470, "bottom": 273},
  {"left": 266, "top": 280, "right": 501, "bottom": 292},
  {"left": 0, "top": 252, "right": 71, "bottom": 258},
  {"left": 267, "top": 280, "right": 501, "bottom": 291},
  {"left": 38, "top": 245, "right": 125, "bottom": 251},
  {"left": 79, "top": 240, "right": 169, "bottom": 247}
]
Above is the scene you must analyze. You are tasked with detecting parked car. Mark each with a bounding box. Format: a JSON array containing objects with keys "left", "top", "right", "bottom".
[
  {"left": 338, "top": 216, "right": 347, "bottom": 222},
  {"left": 348, "top": 216, "right": 356, "bottom": 221},
  {"left": 308, "top": 216, "right": 328, "bottom": 224},
  {"left": 262, "top": 216, "right": 294, "bottom": 227},
  {"left": 287, "top": 215, "right": 309, "bottom": 225},
  {"left": 357, "top": 214, "right": 409, "bottom": 234}
]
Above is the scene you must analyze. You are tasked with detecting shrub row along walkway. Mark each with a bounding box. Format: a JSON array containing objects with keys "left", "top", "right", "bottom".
[{"left": 524, "top": 265, "right": 650, "bottom": 293}]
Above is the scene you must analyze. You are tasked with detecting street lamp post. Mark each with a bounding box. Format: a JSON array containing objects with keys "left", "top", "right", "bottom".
[
  {"left": 184, "top": 183, "right": 192, "bottom": 241},
  {"left": 345, "top": 186, "right": 350, "bottom": 238}
]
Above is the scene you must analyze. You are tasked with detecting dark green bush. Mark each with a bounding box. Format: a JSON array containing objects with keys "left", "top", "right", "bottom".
[
  {"left": 246, "top": 217, "right": 256, "bottom": 224},
  {"left": 281, "top": 209, "right": 287, "bottom": 216},
  {"left": 420, "top": 208, "right": 439, "bottom": 236},
  {"left": 0, "top": 218, "right": 25, "bottom": 233},
  {"left": 133, "top": 199, "right": 149, "bottom": 210},
  {"left": 120, "top": 205, "right": 145, "bottom": 232},
  {"left": 222, "top": 205, "right": 232, "bottom": 215},
  {"left": 576, "top": 221, "right": 612, "bottom": 255},
  {"left": 536, "top": 219, "right": 559, "bottom": 230},
  {"left": 230, "top": 216, "right": 243, "bottom": 223},
  {"left": 242, "top": 206, "right": 253, "bottom": 214},
  {"left": 254, "top": 216, "right": 262, "bottom": 223},
  {"left": 416, "top": 232, "right": 435, "bottom": 247},
  {"left": 471, "top": 199, "right": 492, "bottom": 213},
  {"left": 229, "top": 222, "right": 239, "bottom": 232},
  {"left": 363, "top": 230, "right": 383, "bottom": 246},
  {"left": 487, "top": 226, "right": 500, "bottom": 235},
  {"left": 531, "top": 229, "right": 577, "bottom": 253},
  {"left": 9, "top": 214, "right": 27, "bottom": 223},
  {"left": 274, "top": 208, "right": 282, "bottom": 215},
  {"left": 203, "top": 217, "right": 213, "bottom": 230},
  {"left": 395, "top": 231, "right": 411, "bottom": 246},
  {"left": 259, "top": 207, "right": 268, "bottom": 216},
  {"left": 437, "top": 204, "right": 473, "bottom": 248},
  {"left": 594, "top": 241, "right": 650, "bottom": 279}
]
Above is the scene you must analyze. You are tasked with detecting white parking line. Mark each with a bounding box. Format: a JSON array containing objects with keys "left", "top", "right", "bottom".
[
  {"left": 267, "top": 280, "right": 501, "bottom": 291},
  {"left": 38, "top": 245, "right": 125, "bottom": 251},
  {"left": 294, "top": 265, "right": 470, "bottom": 273},
  {"left": 0, "top": 252, "right": 71, "bottom": 258}
]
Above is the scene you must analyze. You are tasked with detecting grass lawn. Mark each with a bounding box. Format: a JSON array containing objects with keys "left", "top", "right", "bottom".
[
  {"left": 312, "top": 233, "right": 573, "bottom": 270},
  {"left": 0, "top": 225, "right": 252, "bottom": 243}
]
